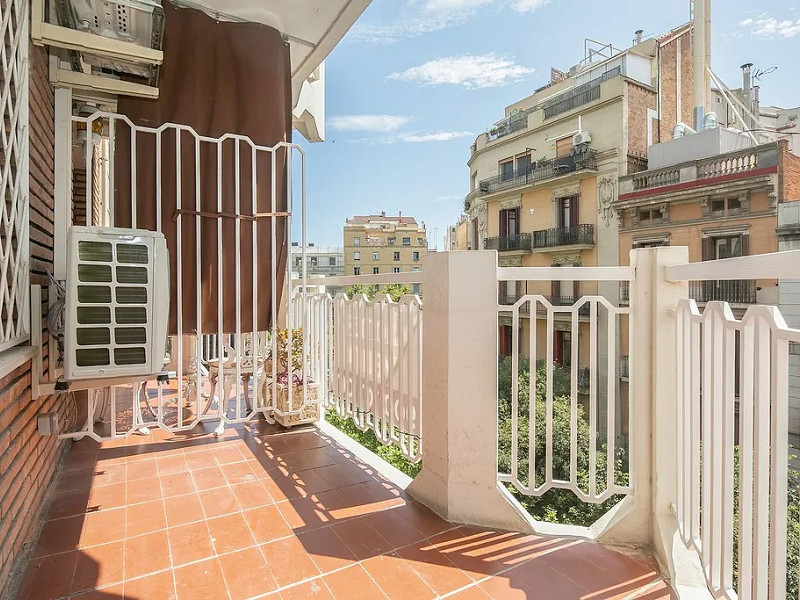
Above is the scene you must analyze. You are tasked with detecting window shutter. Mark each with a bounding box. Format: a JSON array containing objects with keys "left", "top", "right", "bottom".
[
  {"left": 570, "top": 195, "right": 580, "bottom": 226},
  {"left": 740, "top": 234, "right": 749, "bottom": 256},
  {"left": 551, "top": 280, "right": 561, "bottom": 298},
  {"left": 499, "top": 209, "right": 508, "bottom": 238},
  {"left": 702, "top": 237, "right": 714, "bottom": 261}
]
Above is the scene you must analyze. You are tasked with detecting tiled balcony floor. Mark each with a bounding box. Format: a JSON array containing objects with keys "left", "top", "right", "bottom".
[{"left": 17, "top": 420, "right": 674, "bottom": 600}]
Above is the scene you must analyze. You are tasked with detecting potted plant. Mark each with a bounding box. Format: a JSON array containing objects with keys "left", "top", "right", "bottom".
[{"left": 264, "top": 328, "right": 319, "bottom": 427}]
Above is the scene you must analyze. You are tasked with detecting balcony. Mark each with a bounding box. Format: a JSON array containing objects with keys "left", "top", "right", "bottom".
[
  {"left": 476, "top": 148, "right": 597, "bottom": 196},
  {"left": 484, "top": 233, "right": 531, "bottom": 253},
  {"left": 541, "top": 67, "right": 621, "bottom": 120},
  {"left": 689, "top": 279, "right": 758, "bottom": 304},
  {"left": 531, "top": 224, "right": 594, "bottom": 251},
  {"left": 13, "top": 249, "right": 800, "bottom": 600},
  {"left": 486, "top": 110, "right": 530, "bottom": 141}
]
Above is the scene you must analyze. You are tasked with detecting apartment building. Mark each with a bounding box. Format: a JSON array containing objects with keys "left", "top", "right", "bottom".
[
  {"left": 618, "top": 131, "right": 800, "bottom": 442},
  {"left": 463, "top": 25, "right": 699, "bottom": 432},
  {"left": 344, "top": 212, "right": 428, "bottom": 281},
  {"left": 290, "top": 243, "right": 344, "bottom": 277},
  {"left": 444, "top": 214, "right": 469, "bottom": 251}
]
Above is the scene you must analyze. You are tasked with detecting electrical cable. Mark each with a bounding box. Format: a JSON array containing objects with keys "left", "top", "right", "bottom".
[{"left": 46, "top": 271, "right": 66, "bottom": 339}]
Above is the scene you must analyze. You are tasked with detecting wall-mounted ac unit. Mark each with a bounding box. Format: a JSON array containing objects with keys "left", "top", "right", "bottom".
[
  {"left": 572, "top": 131, "right": 592, "bottom": 146},
  {"left": 64, "top": 226, "right": 169, "bottom": 380}
]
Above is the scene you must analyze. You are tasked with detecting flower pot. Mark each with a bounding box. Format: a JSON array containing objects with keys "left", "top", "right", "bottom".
[{"left": 267, "top": 379, "right": 320, "bottom": 427}]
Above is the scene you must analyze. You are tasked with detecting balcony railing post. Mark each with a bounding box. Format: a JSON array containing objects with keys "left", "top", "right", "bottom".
[
  {"left": 407, "top": 250, "right": 532, "bottom": 532},
  {"left": 612, "top": 247, "right": 710, "bottom": 596}
]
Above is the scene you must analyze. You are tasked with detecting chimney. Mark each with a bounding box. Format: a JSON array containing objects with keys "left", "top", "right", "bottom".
[
  {"left": 398, "top": 211, "right": 402, "bottom": 218},
  {"left": 752, "top": 84, "right": 760, "bottom": 121},
  {"left": 634, "top": 29, "right": 643, "bottom": 44},
  {"left": 741, "top": 63, "right": 753, "bottom": 127},
  {"left": 381, "top": 210, "right": 385, "bottom": 217}
]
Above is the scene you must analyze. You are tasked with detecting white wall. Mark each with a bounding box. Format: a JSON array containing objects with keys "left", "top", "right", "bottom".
[{"left": 778, "top": 203, "right": 800, "bottom": 443}]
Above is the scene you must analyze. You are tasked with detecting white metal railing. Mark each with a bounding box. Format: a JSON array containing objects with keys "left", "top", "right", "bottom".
[
  {"left": 0, "top": 0, "right": 30, "bottom": 354},
  {"left": 496, "top": 266, "right": 634, "bottom": 503},
  {"left": 59, "top": 112, "right": 319, "bottom": 440},
  {"left": 671, "top": 250, "right": 800, "bottom": 600}
]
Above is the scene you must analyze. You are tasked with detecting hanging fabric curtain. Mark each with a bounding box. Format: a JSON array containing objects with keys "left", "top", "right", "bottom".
[{"left": 114, "top": 2, "right": 291, "bottom": 335}]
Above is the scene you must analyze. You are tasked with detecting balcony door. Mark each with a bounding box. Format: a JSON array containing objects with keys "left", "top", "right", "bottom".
[
  {"left": 701, "top": 233, "right": 750, "bottom": 300},
  {"left": 500, "top": 160, "right": 514, "bottom": 182},
  {"left": 499, "top": 208, "right": 520, "bottom": 247},
  {"left": 557, "top": 195, "right": 579, "bottom": 229}
]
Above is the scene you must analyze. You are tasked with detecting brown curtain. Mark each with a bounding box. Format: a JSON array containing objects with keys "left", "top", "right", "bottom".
[{"left": 114, "top": 2, "right": 291, "bottom": 335}]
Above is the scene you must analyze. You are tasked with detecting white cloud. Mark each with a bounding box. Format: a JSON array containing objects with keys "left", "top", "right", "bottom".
[
  {"left": 388, "top": 54, "right": 534, "bottom": 89},
  {"left": 434, "top": 194, "right": 464, "bottom": 203},
  {"left": 400, "top": 131, "right": 472, "bottom": 142},
  {"left": 739, "top": 16, "right": 800, "bottom": 38},
  {"left": 328, "top": 115, "right": 411, "bottom": 132},
  {"left": 349, "top": 0, "right": 549, "bottom": 43}
]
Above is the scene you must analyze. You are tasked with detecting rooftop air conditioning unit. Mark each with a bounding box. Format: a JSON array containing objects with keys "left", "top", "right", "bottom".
[
  {"left": 572, "top": 131, "right": 592, "bottom": 146},
  {"left": 64, "top": 226, "right": 169, "bottom": 380}
]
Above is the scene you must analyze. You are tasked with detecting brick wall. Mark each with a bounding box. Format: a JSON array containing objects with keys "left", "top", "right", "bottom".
[
  {"left": 778, "top": 139, "right": 800, "bottom": 201},
  {"left": 626, "top": 82, "right": 657, "bottom": 158},
  {"left": 0, "top": 44, "right": 77, "bottom": 594},
  {"left": 658, "top": 28, "right": 694, "bottom": 142}
]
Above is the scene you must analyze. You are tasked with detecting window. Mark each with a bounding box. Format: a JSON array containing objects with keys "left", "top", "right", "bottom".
[
  {"left": 329, "top": 257, "right": 337, "bottom": 266},
  {"left": 413, "top": 252, "right": 420, "bottom": 262},
  {"left": 402, "top": 237, "right": 411, "bottom": 246},
  {"left": 353, "top": 237, "right": 360, "bottom": 246},
  {"left": 554, "top": 331, "right": 572, "bottom": 366},
  {"left": 310, "top": 256, "right": 318, "bottom": 267},
  {"left": 638, "top": 208, "right": 662, "bottom": 223},
  {"left": 393, "top": 267, "right": 401, "bottom": 273},
  {"left": 353, "top": 251, "right": 360, "bottom": 261},
  {"left": 557, "top": 195, "right": 579, "bottom": 228},
  {"left": 515, "top": 152, "right": 531, "bottom": 173},
  {"left": 393, "top": 252, "right": 400, "bottom": 261},
  {"left": 387, "top": 237, "right": 396, "bottom": 246},
  {"left": 633, "top": 238, "right": 668, "bottom": 249},
  {"left": 413, "top": 283, "right": 421, "bottom": 295},
  {"left": 499, "top": 325, "right": 513, "bottom": 357},
  {"left": 702, "top": 234, "right": 748, "bottom": 260},
  {"left": 295, "top": 257, "right": 301, "bottom": 267},
  {"left": 472, "top": 218, "right": 479, "bottom": 250},
  {"left": 711, "top": 196, "right": 744, "bottom": 217},
  {"left": 373, "top": 267, "right": 380, "bottom": 274},
  {"left": 499, "top": 208, "right": 519, "bottom": 238},
  {"left": 500, "top": 159, "right": 514, "bottom": 181},
  {"left": 353, "top": 267, "right": 361, "bottom": 275},
  {"left": 418, "top": 237, "right": 425, "bottom": 246},
  {"left": 373, "top": 252, "right": 379, "bottom": 261},
  {"left": 412, "top": 266, "right": 421, "bottom": 272}
]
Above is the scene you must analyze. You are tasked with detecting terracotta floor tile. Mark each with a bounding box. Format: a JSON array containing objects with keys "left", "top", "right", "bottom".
[
  {"left": 93, "top": 464, "right": 128, "bottom": 487},
  {"left": 57, "top": 470, "right": 95, "bottom": 493},
  {"left": 208, "top": 512, "right": 256, "bottom": 554},
  {"left": 297, "top": 526, "right": 357, "bottom": 574},
  {"left": 123, "top": 570, "right": 177, "bottom": 600},
  {"left": 174, "top": 558, "right": 229, "bottom": 600},
  {"left": 126, "top": 478, "right": 162, "bottom": 505},
  {"left": 213, "top": 445, "right": 245, "bottom": 465},
  {"left": 243, "top": 505, "right": 293, "bottom": 545},
  {"left": 159, "top": 472, "right": 196, "bottom": 498},
  {"left": 395, "top": 542, "right": 474, "bottom": 596},
  {"left": 443, "top": 586, "right": 492, "bottom": 599},
  {"left": 477, "top": 575, "right": 545, "bottom": 600},
  {"left": 126, "top": 500, "right": 167, "bottom": 537},
  {"left": 364, "top": 508, "right": 425, "bottom": 549},
  {"left": 164, "top": 493, "right": 206, "bottom": 528},
  {"left": 71, "top": 540, "right": 125, "bottom": 594},
  {"left": 80, "top": 507, "right": 127, "bottom": 548},
  {"left": 279, "top": 579, "right": 333, "bottom": 600},
  {"left": 126, "top": 460, "right": 158, "bottom": 482},
  {"left": 124, "top": 531, "right": 171, "bottom": 580},
  {"left": 35, "top": 515, "right": 83, "bottom": 556},
  {"left": 88, "top": 483, "right": 127, "bottom": 512},
  {"left": 168, "top": 521, "right": 215, "bottom": 566},
  {"left": 158, "top": 455, "right": 190, "bottom": 476},
  {"left": 392, "top": 502, "right": 451, "bottom": 537},
  {"left": 314, "top": 464, "right": 365, "bottom": 489},
  {"left": 192, "top": 466, "right": 228, "bottom": 492},
  {"left": 70, "top": 583, "right": 124, "bottom": 599},
  {"left": 218, "top": 547, "right": 277, "bottom": 600},
  {"left": 185, "top": 449, "right": 215, "bottom": 471},
  {"left": 261, "top": 536, "right": 320, "bottom": 587},
  {"left": 361, "top": 554, "right": 436, "bottom": 600},
  {"left": 330, "top": 517, "right": 393, "bottom": 560},
  {"left": 262, "top": 474, "right": 305, "bottom": 502},
  {"left": 199, "top": 486, "right": 239, "bottom": 519},
  {"left": 222, "top": 460, "right": 258, "bottom": 485},
  {"left": 277, "top": 497, "right": 332, "bottom": 531},
  {"left": 16, "top": 551, "right": 78, "bottom": 600},
  {"left": 232, "top": 480, "right": 273, "bottom": 511},
  {"left": 48, "top": 490, "right": 89, "bottom": 520},
  {"left": 323, "top": 564, "right": 388, "bottom": 600},
  {"left": 541, "top": 544, "right": 631, "bottom": 593},
  {"left": 293, "top": 468, "right": 338, "bottom": 495}
]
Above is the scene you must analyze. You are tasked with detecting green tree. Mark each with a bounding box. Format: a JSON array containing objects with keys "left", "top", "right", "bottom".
[{"left": 346, "top": 283, "right": 413, "bottom": 302}]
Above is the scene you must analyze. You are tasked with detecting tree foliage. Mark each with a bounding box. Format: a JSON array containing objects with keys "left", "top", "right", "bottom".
[{"left": 345, "top": 283, "right": 413, "bottom": 303}]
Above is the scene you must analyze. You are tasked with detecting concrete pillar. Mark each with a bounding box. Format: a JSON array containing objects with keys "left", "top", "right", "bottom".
[{"left": 407, "top": 250, "right": 532, "bottom": 532}]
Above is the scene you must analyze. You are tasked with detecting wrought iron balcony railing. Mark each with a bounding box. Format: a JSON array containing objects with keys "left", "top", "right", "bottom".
[
  {"left": 477, "top": 148, "right": 597, "bottom": 196},
  {"left": 688, "top": 279, "right": 757, "bottom": 304},
  {"left": 484, "top": 234, "right": 532, "bottom": 252},
  {"left": 531, "top": 224, "right": 594, "bottom": 249}
]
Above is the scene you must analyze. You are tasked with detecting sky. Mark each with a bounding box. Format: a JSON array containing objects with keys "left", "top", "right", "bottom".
[{"left": 296, "top": 0, "right": 800, "bottom": 249}]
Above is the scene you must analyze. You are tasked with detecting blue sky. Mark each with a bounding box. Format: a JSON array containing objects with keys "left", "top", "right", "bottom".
[{"left": 297, "top": 0, "right": 800, "bottom": 248}]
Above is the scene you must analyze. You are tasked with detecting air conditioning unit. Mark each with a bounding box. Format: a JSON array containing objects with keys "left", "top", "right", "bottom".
[
  {"left": 64, "top": 226, "right": 169, "bottom": 380},
  {"left": 572, "top": 131, "right": 592, "bottom": 146},
  {"left": 480, "top": 181, "right": 490, "bottom": 193}
]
